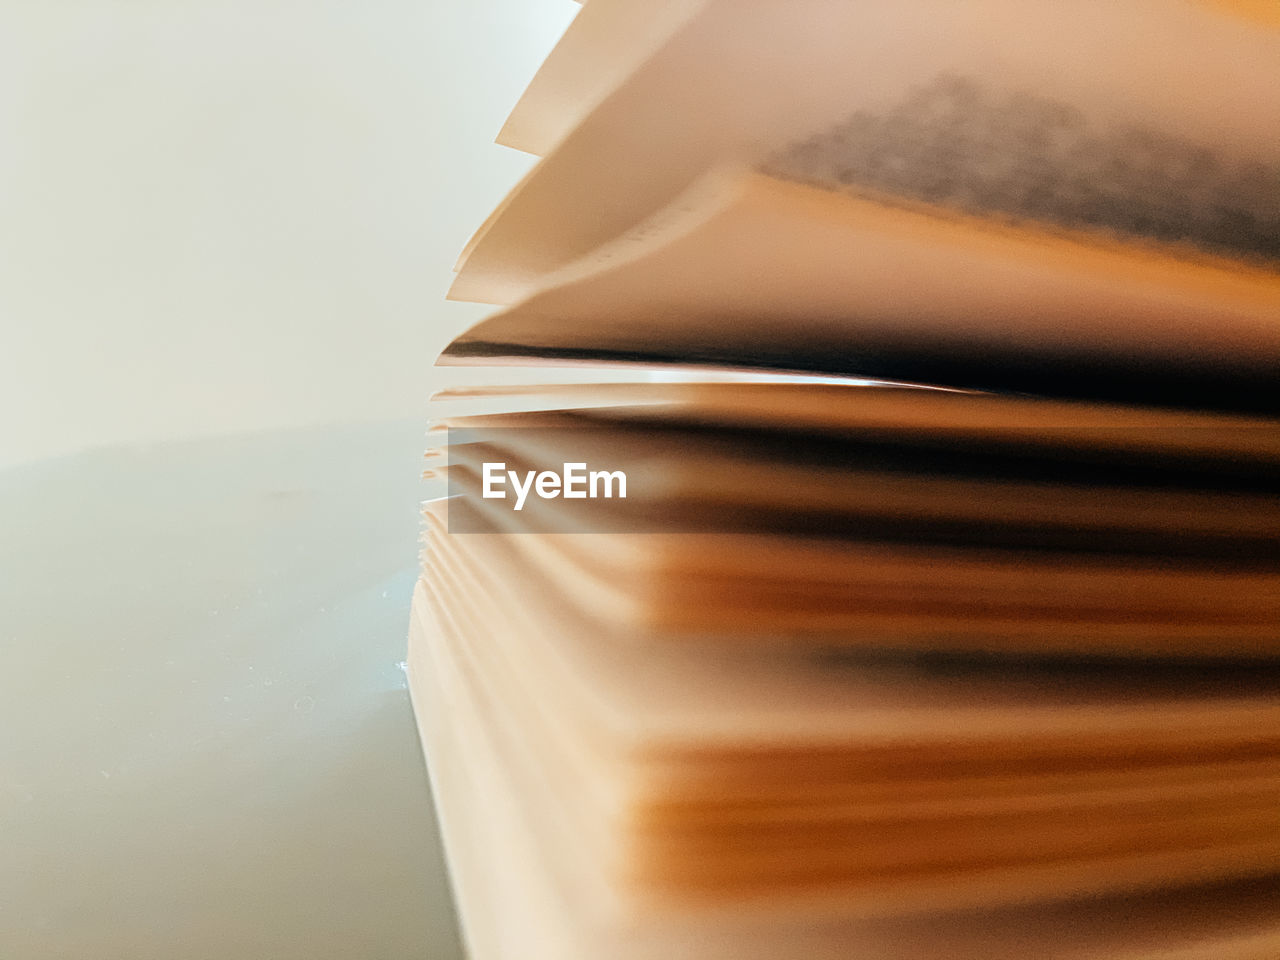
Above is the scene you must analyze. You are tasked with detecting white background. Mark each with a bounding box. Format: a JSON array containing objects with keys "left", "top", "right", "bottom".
[{"left": 0, "top": 0, "right": 578, "bottom": 470}]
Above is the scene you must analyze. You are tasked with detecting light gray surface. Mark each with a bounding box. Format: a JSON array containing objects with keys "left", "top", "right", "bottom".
[{"left": 0, "top": 420, "right": 462, "bottom": 959}]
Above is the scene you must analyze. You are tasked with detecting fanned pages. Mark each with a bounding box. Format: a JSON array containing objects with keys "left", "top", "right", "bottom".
[
  {"left": 443, "top": 171, "right": 1280, "bottom": 410},
  {"left": 452, "top": 0, "right": 1280, "bottom": 303},
  {"left": 412, "top": 3, "right": 1280, "bottom": 958}
]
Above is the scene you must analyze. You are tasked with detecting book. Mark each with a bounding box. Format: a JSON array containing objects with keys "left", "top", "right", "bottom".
[{"left": 411, "top": 2, "right": 1280, "bottom": 957}]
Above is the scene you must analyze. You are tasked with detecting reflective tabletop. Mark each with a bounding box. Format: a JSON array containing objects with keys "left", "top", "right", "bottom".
[{"left": 0, "top": 420, "right": 463, "bottom": 959}]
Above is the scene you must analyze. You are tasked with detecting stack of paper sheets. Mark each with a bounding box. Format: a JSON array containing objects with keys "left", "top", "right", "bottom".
[{"left": 411, "top": 2, "right": 1280, "bottom": 957}]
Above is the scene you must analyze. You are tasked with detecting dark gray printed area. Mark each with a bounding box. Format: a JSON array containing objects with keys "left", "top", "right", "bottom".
[{"left": 763, "top": 74, "right": 1280, "bottom": 265}]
